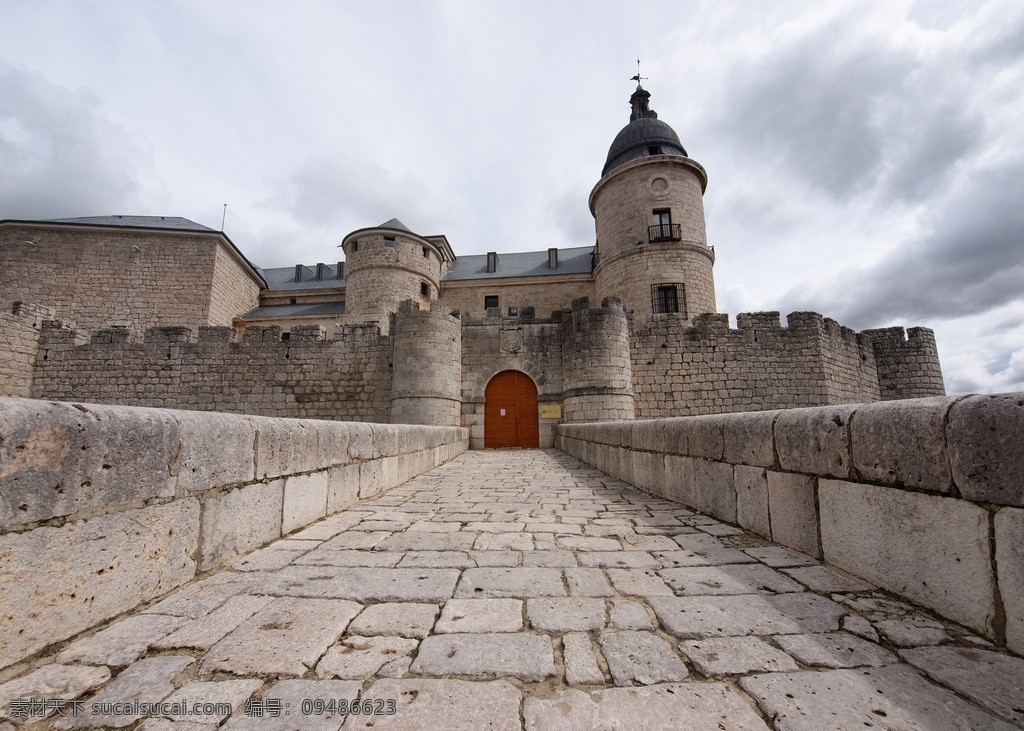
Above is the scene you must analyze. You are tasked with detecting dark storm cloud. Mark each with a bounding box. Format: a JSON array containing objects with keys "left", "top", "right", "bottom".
[
  {"left": 712, "top": 13, "right": 985, "bottom": 205},
  {"left": 0, "top": 65, "right": 146, "bottom": 218},
  {"left": 780, "top": 157, "right": 1024, "bottom": 326}
]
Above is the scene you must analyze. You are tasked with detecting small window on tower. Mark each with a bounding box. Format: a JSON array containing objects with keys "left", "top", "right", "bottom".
[
  {"left": 384, "top": 236, "right": 396, "bottom": 247},
  {"left": 422, "top": 247, "right": 429, "bottom": 258},
  {"left": 421, "top": 281, "right": 429, "bottom": 297},
  {"left": 352, "top": 241, "right": 358, "bottom": 253},
  {"left": 652, "top": 283, "right": 685, "bottom": 315},
  {"left": 484, "top": 295, "right": 499, "bottom": 309},
  {"left": 648, "top": 145, "right": 662, "bottom": 155}
]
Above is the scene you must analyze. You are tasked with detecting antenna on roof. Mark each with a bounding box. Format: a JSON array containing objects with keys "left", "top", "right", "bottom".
[
  {"left": 221, "top": 203, "right": 227, "bottom": 232},
  {"left": 631, "top": 56, "right": 647, "bottom": 85}
]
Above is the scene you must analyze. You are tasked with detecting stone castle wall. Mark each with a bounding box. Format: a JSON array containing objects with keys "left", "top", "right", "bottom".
[
  {"left": 630, "top": 311, "right": 905, "bottom": 418},
  {"left": 31, "top": 322, "right": 394, "bottom": 422},
  {"left": 207, "top": 242, "right": 264, "bottom": 327},
  {"left": 460, "top": 311, "right": 566, "bottom": 449},
  {"left": 0, "top": 301, "right": 55, "bottom": 397},
  {"left": 440, "top": 276, "right": 596, "bottom": 322},
  {"left": 0, "top": 226, "right": 259, "bottom": 335}
]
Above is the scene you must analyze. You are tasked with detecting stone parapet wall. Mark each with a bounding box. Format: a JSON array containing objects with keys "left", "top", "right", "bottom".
[
  {"left": 0, "top": 302, "right": 55, "bottom": 397},
  {"left": 31, "top": 321, "right": 394, "bottom": 422},
  {"left": 631, "top": 311, "right": 940, "bottom": 418},
  {"left": 556, "top": 393, "right": 1024, "bottom": 654},
  {"left": 0, "top": 397, "right": 468, "bottom": 669}
]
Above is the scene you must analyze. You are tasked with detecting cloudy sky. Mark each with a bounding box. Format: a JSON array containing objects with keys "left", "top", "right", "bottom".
[{"left": 2, "top": 0, "right": 1022, "bottom": 394}]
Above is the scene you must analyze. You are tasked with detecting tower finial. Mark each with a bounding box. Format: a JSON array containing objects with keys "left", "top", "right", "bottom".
[{"left": 630, "top": 56, "right": 647, "bottom": 87}]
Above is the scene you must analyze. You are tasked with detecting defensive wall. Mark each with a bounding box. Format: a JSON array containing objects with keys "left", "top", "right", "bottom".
[
  {"left": 7, "top": 296, "right": 945, "bottom": 436},
  {"left": 0, "top": 397, "right": 468, "bottom": 670},
  {"left": 0, "top": 302, "right": 53, "bottom": 399},
  {"left": 556, "top": 392, "right": 1024, "bottom": 655},
  {"left": 631, "top": 311, "right": 943, "bottom": 417}
]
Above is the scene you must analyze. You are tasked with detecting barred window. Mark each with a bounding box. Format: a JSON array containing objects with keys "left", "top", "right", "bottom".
[{"left": 652, "top": 283, "right": 685, "bottom": 315}]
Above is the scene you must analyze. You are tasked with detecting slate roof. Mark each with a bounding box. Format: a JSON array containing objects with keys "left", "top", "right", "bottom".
[
  {"left": 43, "top": 215, "right": 218, "bottom": 232},
  {"left": 443, "top": 246, "right": 594, "bottom": 281},
  {"left": 239, "top": 302, "right": 347, "bottom": 320},
  {"left": 261, "top": 265, "right": 346, "bottom": 291}
]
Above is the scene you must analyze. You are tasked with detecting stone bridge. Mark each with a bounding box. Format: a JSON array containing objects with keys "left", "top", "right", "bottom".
[{"left": 0, "top": 396, "right": 1022, "bottom": 729}]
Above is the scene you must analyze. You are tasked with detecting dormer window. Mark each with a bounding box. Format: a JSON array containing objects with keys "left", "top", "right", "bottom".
[{"left": 648, "top": 146, "right": 662, "bottom": 155}]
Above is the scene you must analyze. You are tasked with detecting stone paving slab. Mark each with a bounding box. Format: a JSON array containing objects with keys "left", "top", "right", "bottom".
[
  {"left": 410, "top": 633, "right": 555, "bottom": 681},
  {"left": 202, "top": 598, "right": 360, "bottom": 677},
  {"left": 251, "top": 566, "right": 460, "bottom": 603},
  {"left": 524, "top": 684, "right": 771, "bottom": 730},
  {"left": 8, "top": 449, "right": 1024, "bottom": 731},
  {"left": 343, "top": 679, "right": 521, "bottom": 730},
  {"left": 739, "top": 665, "right": 1018, "bottom": 731}
]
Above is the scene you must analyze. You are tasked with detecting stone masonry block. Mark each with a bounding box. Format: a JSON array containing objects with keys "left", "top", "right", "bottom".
[
  {"left": 948, "top": 393, "right": 1024, "bottom": 506},
  {"left": 850, "top": 397, "right": 953, "bottom": 493},
  {"left": 631, "top": 450, "right": 664, "bottom": 496},
  {"left": 631, "top": 420, "right": 667, "bottom": 453},
  {"left": 767, "top": 471, "right": 820, "bottom": 557},
  {"left": 327, "top": 463, "right": 361, "bottom": 513},
  {"left": 199, "top": 480, "right": 284, "bottom": 570},
  {"left": 250, "top": 416, "right": 323, "bottom": 480},
  {"left": 283, "top": 471, "right": 330, "bottom": 534},
  {"left": 995, "top": 507, "right": 1024, "bottom": 654},
  {"left": 0, "top": 398, "right": 178, "bottom": 529},
  {"left": 775, "top": 404, "right": 856, "bottom": 478},
  {"left": 721, "top": 410, "right": 781, "bottom": 467},
  {"left": 735, "top": 465, "right": 771, "bottom": 539},
  {"left": 0, "top": 499, "right": 199, "bottom": 669},
  {"left": 171, "top": 409, "right": 255, "bottom": 495},
  {"left": 664, "top": 455, "right": 696, "bottom": 508},
  {"left": 692, "top": 459, "right": 736, "bottom": 523},
  {"left": 819, "top": 479, "right": 996, "bottom": 636},
  {"left": 662, "top": 416, "right": 724, "bottom": 459}
]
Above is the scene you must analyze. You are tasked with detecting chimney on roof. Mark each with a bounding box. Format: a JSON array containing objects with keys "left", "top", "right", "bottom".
[
  {"left": 294, "top": 264, "right": 304, "bottom": 282},
  {"left": 487, "top": 252, "right": 498, "bottom": 273},
  {"left": 548, "top": 247, "right": 558, "bottom": 269},
  {"left": 337, "top": 262, "right": 345, "bottom": 280},
  {"left": 316, "top": 263, "right": 327, "bottom": 280}
]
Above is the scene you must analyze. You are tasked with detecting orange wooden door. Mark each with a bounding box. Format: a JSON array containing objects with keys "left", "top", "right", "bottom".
[{"left": 484, "top": 371, "right": 539, "bottom": 448}]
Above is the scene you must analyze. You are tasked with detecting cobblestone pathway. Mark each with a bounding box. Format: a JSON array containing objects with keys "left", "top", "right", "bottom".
[{"left": 3, "top": 450, "right": 1023, "bottom": 730}]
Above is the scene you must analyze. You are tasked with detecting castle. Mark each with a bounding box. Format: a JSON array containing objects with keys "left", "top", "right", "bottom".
[{"left": 0, "top": 85, "right": 944, "bottom": 448}]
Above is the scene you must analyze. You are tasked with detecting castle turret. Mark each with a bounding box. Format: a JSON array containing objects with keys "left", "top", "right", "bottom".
[
  {"left": 560, "top": 297, "right": 635, "bottom": 422},
  {"left": 590, "top": 85, "right": 716, "bottom": 327},
  {"left": 390, "top": 299, "right": 462, "bottom": 426},
  {"left": 340, "top": 218, "right": 454, "bottom": 333}
]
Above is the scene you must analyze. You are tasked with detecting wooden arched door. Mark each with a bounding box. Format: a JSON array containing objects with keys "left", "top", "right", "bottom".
[{"left": 484, "top": 370, "right": 539, "bottom": 448}]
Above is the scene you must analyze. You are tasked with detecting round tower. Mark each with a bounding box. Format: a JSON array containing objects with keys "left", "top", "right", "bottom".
[
  {"left": 560, "top": 297, "right": 635, "bottom": 422},
  {"left": 390, "top": 299, "right": 462, "bottom": 426},
  {"left": 590, "top": 85, "right": 716, "bottom": 327},
  {"left": 340, "top": 218, "right": 453, "bottom": 332}
]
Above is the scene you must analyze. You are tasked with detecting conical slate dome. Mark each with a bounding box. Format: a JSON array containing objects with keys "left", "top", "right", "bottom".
[{"left": 602, "top": 85, "right": 688, "bottom": 176}]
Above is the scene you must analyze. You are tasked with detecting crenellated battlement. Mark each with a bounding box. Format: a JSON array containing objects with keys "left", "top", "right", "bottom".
[{"left": 631, "top": 310, "right": 942, "bottom": 417}]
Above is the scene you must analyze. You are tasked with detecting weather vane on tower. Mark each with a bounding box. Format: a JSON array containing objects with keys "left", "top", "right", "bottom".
[{"left": 631, "top": 56, "right": 647, "bottom": 86}]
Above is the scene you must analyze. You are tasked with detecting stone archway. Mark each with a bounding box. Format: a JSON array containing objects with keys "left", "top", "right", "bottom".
[{"left": 484, "top": 370, "right": 539, "bottom": 448}]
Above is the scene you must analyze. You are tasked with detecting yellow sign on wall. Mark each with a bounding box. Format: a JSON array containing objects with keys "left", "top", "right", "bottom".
[{"left": 540, "top": 404, "right": 562, "bottom": 419}]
